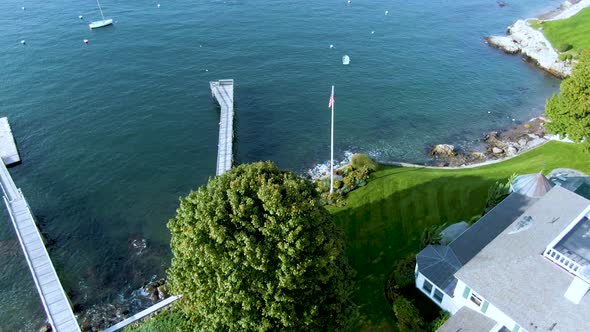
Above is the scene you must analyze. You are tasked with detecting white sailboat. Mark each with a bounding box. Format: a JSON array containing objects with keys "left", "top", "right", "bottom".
[{"left": 89, "top": 0, "right": 113, "bottom": 29}]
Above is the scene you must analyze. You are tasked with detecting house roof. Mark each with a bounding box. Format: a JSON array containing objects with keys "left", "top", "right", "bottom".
[
  {"left": 416, "top": 245, "right": 461, "bottom": 294},
  {"left": 449, "top": 192, "right": 538, "bottom": 265},
  {"left": 455, "top": 186, "right": 590, "bottom": 332},
  {"left": 417, "top": 193, "right": 537, "bottom": 295},
  {"left": 437, "top": 306, "right": 497, "bottom": 332},
  {"left": 510, "top": 173, "right": 554, "bottom": 198}
]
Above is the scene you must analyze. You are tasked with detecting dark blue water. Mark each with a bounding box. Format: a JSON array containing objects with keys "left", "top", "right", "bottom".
[{"left": 0, "top": 0, "right": 561, "bottom": 329}]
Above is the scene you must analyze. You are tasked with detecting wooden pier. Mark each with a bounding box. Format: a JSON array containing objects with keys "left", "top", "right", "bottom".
[
  {"left": 0, "top": 117, "right": 21, "bottom": 165},
  {"left": 0, "top": 119, "right": 80, "bottom": 332},
  {"left": 103, "top": 295, "right": 181, "bottom": 332},
  {"left": 210, "top": 79, "right": 234, "bottom": 176}
]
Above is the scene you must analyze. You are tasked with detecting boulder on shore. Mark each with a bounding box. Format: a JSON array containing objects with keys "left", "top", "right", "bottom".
[
  {"left": 431, "top": 144, "right": 456, "bottom": 157},
  {"left": 470, "top": 151, "right": 486, "bottom": 159},
  {"left": 492, "top": 147, "right": 504, "bottom": 154},
  {"left": 506, "top": 146, "right": 518, "bottom": 156}
]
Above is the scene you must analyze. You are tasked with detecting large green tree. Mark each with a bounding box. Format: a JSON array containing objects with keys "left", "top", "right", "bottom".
[
  {"left": 167, "top": 161, "right": 356, "bottom": 331},
  {"left": 546, "top": 49, "right": 590, "bottom": 150}
]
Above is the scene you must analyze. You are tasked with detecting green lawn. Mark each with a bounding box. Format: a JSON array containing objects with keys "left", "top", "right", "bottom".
[
  {"left": 543, "top": 7, "right": 590, "bottom": 53},
  {"left": 329, "top": 141, "right": 590, "bottom": 331},
  {"left": 124, "top": 307, "right": 189, "bottom": 332}
]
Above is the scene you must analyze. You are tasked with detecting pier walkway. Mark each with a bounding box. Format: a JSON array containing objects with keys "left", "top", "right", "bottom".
[
  {"left": 210, "top": 79, "right": 234, "bottom": 176},
  {"left": 0, "top": 118, "right": 79, "bottom": 332}
]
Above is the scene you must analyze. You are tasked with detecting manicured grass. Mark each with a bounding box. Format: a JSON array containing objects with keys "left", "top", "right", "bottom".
[
  {"left": 543, "top": 7, "right": 590, "bottom": 53},
  {"left": 123, "top": 308, "right": 189, "bottom": 332},
  {"left": 329, "top": 141, "right": 590, "bottom": 331}
]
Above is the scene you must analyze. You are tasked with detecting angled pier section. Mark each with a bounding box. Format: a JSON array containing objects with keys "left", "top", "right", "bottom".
[
  {"left": 0, "top": 117, "right": 20, "bottom": 165},
  {"left": 210, "top": 79, "right": 234, "bottom": 176},
  {"left": 0, "top": 120, "right": 79, "bottom": 331}
]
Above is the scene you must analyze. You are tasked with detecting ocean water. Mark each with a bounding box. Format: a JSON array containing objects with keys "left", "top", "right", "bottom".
[{"left": 0, "top": 0, "right": 562, "bottom": 329}]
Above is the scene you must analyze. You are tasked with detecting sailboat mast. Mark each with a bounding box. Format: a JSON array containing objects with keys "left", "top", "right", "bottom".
[{"left": 96, "top": 0, "right": 106, "bottom": 20}]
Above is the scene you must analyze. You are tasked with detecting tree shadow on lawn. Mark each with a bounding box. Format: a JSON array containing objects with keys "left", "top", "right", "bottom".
[{"left": 332, "top": 174, "right": 498, "bottom": 331}]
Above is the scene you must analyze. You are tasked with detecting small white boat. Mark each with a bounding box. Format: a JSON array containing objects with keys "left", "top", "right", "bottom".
[
  {"left": 342, "top": 55, "right": 350, "bottom": 65},
  {"left": 89, "top": 18, "right": 113, "bottom": 29},
  {"left": 89, "top": 0, "right": 113, "bottom": 29}
]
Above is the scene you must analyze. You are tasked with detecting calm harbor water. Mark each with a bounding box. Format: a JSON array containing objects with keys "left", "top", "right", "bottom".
[{"left": 0, "top": 0, "right": 561, "bottom": 329}]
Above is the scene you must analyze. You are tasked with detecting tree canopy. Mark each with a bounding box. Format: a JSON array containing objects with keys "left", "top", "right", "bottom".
[
  {"left": 546, "top": 49, "right": 590, "bottom": 150},
  {"left": 167, "top": 161, "right": 356, "bottom": 331}
]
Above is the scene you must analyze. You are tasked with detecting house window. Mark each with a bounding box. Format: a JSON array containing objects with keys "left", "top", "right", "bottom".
[
  {"left": 462, "top": 286, "right": 471, "bottom": 299},
  {"left": 470, "top": 292, "right": 483, "bottom": 306},
  {"left": 481, "top": 301, "right": 489, "bottom": 313},
  {"left": 422, "top": 280, "right": 433, "bottom": 294},
  {"left": 433, "top": 289, "right": 444, "bottom": 303}
]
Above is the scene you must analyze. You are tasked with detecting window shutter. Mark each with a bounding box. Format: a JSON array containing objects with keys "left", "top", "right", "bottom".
[
  {"left": 481, "top": 301, "right": 489, "bottom": 313},
  {"left": 462, "top": 286, "right": 471, "bottom": 299}
]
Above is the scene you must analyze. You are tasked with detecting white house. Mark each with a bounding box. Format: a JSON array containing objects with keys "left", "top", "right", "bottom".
[{"left": 415, "top": 179, "right": 590, "bottom": 332}]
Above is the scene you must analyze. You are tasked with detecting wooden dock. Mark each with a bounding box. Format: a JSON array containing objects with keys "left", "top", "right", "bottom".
[
  {"left": 103, "top": 295, "right": 181, "bottom": 332},
  {"left": 0, "top": 121, "right": 80, "bottom": 332},
  {"left": 0, "top": 117, "right": 21, "bottom": 165},
  {"left": 210, "top": 79, "right": 234, "bottom": 176}
]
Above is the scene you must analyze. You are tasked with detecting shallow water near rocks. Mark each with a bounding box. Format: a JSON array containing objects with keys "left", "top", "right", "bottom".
[{"left": 0, "top": 0, "right": 561, "bottom": 329}]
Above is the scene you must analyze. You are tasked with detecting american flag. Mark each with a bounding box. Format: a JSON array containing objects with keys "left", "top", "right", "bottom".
[{"left": 328, "top": 88, "right": 335, "bottom": 108}]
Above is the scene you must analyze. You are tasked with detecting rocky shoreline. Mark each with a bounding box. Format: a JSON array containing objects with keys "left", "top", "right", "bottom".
[
  {"left": 307, "top": 116, "right": 571, "bottom": 177},
  {"left": 427, "top": 117, "right": 566, "bottom": 168},
  {"left": 485, "top": 0, "right": 590, "bottom": 78}
]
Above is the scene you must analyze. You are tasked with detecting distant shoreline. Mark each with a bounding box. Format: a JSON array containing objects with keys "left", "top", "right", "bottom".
[{"left": 485, "top": 0, "right": 590, "bottom": 78}]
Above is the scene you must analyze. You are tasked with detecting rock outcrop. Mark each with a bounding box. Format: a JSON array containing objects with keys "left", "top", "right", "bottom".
[
  {"left": 431, "top": 144, "right": 456, "bottom": 157},
  {"left": 485, "top": 0, "right": 590, "bottom": 77},
  {"left": 486, "top": 19, "right": 573, "bottom": 77}
]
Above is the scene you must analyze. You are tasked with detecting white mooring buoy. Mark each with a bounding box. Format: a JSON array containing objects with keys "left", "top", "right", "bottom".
[
  {"left": 83, "top": 39, "right": 89, "bottom": 45},
  {"left": 20, "top": 40, "right": 26, "bottom": 45},
  {"left": 330, "top": 44, "right": 334, "bottom": 49},
  {"left": 79, "top": 15, "right": 83, "bottom": 19},
  {"left": 385, "top": 10, "right": 389, "bottom": 15},
  {"left": 157, "top": 3, "right": 161, "bottom": 8}
]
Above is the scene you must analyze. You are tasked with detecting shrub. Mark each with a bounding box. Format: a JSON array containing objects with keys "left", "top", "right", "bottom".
[
  {"left": 420, "top": 223, "right": 446, "bottom": 249},
  {"left": 385, "top": 255, "right": 417, "bottom": 303},
  {"left": 430, "top": 310, "right": 450, "bottom": 331},
  {"left": 555, "top": 42, "right": 572, "bottom": 52},
  {"left": 546, "top": 50, "right": 590, "bottom": 151},
  {"left": 321, "top": 191, "right": 346, "bottom": 207},
  {"left": 351, "top": 153, "right": 379, "bottom": 172},
  {"left": 523, "top": 123, "right": 531, "bottom": 129},
  {"left": 342, "top": 173, "right": 357, "bottom": 191},
  {"left": 392, "top": 296, "right": 425, "bottom": 331},
  {"left": 316, "top": 178, "right": 330, "bottom": 193},
  {"left": 484, "top": 174, "right": 515, "bottom": 213}
]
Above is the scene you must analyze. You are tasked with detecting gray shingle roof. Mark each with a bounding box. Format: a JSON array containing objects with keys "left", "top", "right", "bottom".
[
  {"left": 449, "top": 192, "right": 538, "bottom": 264},
  {"left": 437, "top": 307, "right": 497, "bottom": 332},
  {"left": 455, "top": 186, "right": 590, "bottom": 332},
  {"left": 417, "top": 193, "right": 538, "bottom": 294}
]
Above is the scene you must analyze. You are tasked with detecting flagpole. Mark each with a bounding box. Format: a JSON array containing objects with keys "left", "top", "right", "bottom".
[{"left": 330, "top": 85, "right": 335, "bottom": 194}]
